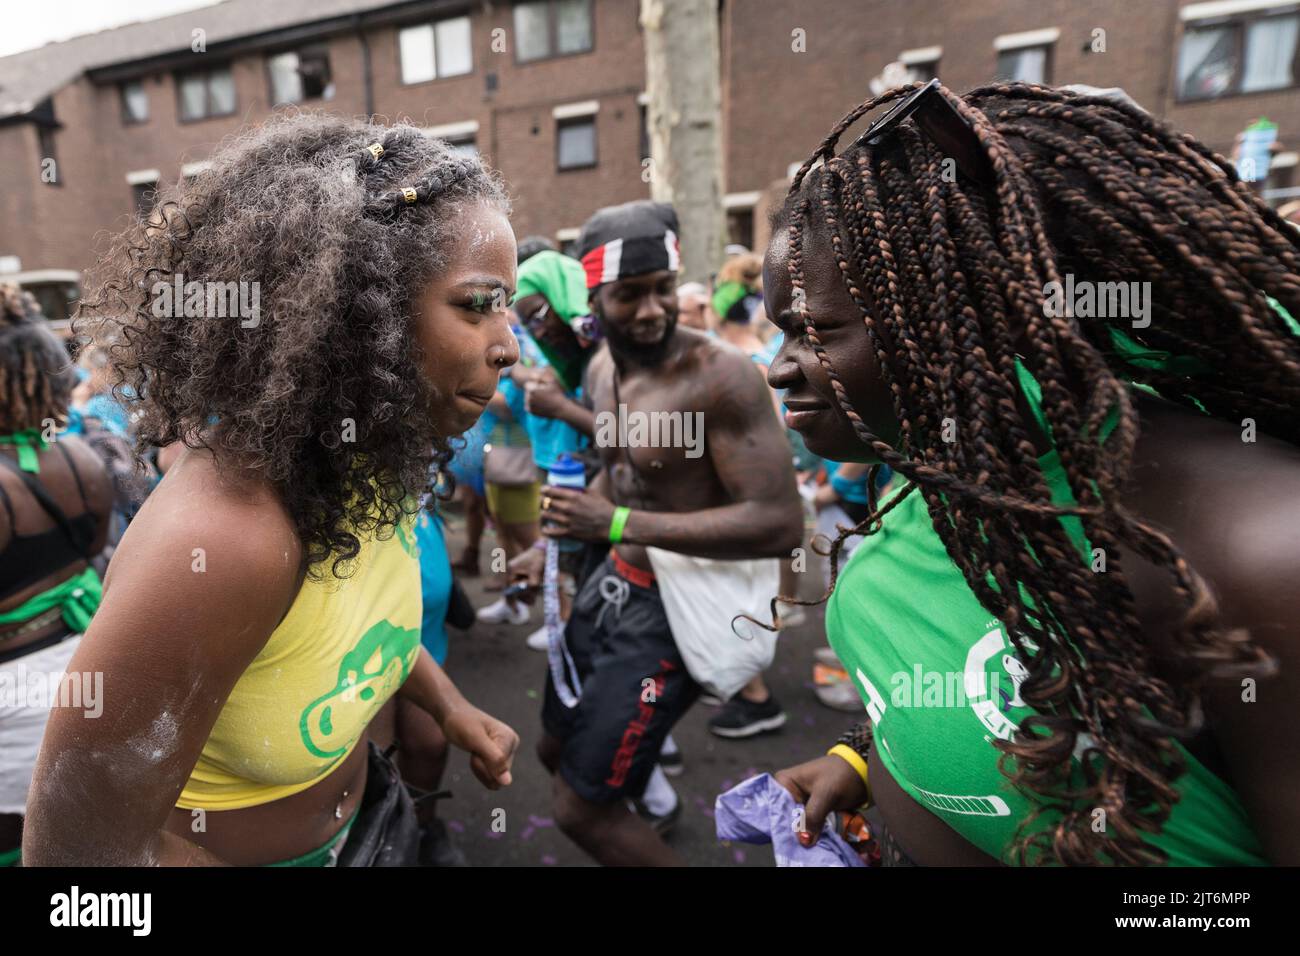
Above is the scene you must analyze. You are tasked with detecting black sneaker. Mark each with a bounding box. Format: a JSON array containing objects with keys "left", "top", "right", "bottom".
[
  {"left": 632, "top": 797, "right": 682, "bottom": 836},
  {"left": 708, "top": 695, "right": 788, "bottom": 739}
]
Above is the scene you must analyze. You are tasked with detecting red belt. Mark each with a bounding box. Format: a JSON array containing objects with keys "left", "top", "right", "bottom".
[{"left": 612, "top": 550, "right": 656, "bottom": 589}]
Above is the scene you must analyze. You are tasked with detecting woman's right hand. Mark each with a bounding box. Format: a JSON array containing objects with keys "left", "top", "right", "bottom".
[
  {"left": 775, "top": 753, "right": 869, "bottom": 846},
  {"left": 507, "top": 545, "right": 544, "bottom": 601}
]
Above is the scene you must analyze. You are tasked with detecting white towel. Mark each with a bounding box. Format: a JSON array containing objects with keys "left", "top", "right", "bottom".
[{"left": 644, "top": 548, "right": 780, "bottom": 700}]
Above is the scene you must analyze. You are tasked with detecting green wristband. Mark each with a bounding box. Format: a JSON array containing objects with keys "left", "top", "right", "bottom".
[{"left": 608, "top": 506, "right": 631, "bottom": 544}]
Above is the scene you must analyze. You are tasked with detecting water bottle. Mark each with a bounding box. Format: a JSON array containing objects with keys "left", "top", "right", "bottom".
[{"left": 545, "top": 453, "right": 586, "bottom": 552}]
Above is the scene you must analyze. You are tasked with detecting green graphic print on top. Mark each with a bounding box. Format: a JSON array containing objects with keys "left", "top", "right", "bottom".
[{"left": 299, "top": 619, "right": 420, "bottom": 763}]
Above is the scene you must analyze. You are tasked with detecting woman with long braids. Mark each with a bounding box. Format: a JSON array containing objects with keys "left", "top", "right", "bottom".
[
  {"left": 769, "top": 82, "right": 1300, "bottom": 866},
  {"left": 23, "top": 114, "right": 521, "bottom": 866}
]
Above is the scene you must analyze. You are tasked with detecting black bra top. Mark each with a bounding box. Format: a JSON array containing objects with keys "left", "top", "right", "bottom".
[{"left": 0, "top": 444, "right": 98, "bottom": 601}]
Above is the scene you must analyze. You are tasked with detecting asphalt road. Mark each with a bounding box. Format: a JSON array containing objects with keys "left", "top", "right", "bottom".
[{"left": 432, "top": 515, "right": 862, "bottom": 867}]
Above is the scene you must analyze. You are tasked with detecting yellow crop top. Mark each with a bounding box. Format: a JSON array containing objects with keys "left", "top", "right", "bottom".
[{"left": 177, "top": 517, "right": 422, "bottom": 811}]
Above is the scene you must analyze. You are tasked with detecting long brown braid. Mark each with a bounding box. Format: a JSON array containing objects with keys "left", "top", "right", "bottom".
[
  {"left": 783, "top": 82, "right": 1297, "bottom": 865},
  {"left": 1, "top": 283, "right": 74, "bottom": 434}
]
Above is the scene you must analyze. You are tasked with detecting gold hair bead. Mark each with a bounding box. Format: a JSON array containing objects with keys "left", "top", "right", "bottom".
[
  {"left": 402, "top": 187, "right": 418, "bottom": 204},
  {"left": 366, "top": 142, "right": 384, "bottom": 161}
]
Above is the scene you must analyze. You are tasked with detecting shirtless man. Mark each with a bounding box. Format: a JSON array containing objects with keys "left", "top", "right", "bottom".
[{"left": 528, "top": 201, "right": 802, "bottom": 866}]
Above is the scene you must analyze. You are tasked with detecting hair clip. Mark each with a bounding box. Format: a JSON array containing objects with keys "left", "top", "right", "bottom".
[
  {"left": 366, "top": 142, "right": 384, "bottom": 161},
  {"left": 851, "top": 78, "right": 993, "bottom": 187},
  {"left": 401, "top": 187, "right": 418, "bottom": 204}
]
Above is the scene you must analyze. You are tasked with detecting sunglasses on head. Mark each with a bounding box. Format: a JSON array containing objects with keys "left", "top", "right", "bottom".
[{"left": 847, "top": 79, "right": 993, "bottom": 188}]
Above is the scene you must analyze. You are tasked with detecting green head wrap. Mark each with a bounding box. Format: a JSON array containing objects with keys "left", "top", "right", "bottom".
[{"left": 515, "top": 250, "right": 591, "bottom": 391}]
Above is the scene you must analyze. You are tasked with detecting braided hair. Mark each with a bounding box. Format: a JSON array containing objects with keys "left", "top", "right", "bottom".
[
  {"left": 781, "top": 82, "right": 1300, "bottom": 865},
  {"left": 0, "top": 283, "right": 74, "bottom": 433},
  {"left": 78, "top": 113, "right": 508, "bottom": 576}
]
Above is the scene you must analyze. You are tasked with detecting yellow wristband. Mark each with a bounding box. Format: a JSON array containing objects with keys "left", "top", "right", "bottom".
[{"left": 827, "top": 743, "right": 870, "bottom": 795}]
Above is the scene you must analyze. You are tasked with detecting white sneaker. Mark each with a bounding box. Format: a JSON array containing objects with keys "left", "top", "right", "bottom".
[
  {"left": 476, "top": 597, "right": 529, "bottom": 626},
  {"left": 525, "top": 624, "right": 550, "bottom": 651}
]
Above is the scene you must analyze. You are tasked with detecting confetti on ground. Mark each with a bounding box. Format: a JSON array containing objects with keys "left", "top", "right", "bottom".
[
  {"left": 520, "top": 826, "right": 535, "bottom": 841},
  {"left": 446, "top": 820, "right": 464, "bottom": 833},
  {"left": 485, "top": 830, "right": 503, "bottom": 840},
  {"left": 803, "top": 714, "right": 816, "bottom": 726},
  {"left": 528, "top": 815, "right": 554, "bottom": 828},
  {"left": 526, "top": 689, "right": 538, "bottom": 699},
  {"left": 541, "top": 854, "right": 557, "bottom": 865},
  {"left": 733, "top": 848, "right": 746, "bottom": 864}
]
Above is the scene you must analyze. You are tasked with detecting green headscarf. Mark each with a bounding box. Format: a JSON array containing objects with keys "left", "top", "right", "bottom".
[{"left": 516, "top": 251, "right": 590, "bottom": 392}]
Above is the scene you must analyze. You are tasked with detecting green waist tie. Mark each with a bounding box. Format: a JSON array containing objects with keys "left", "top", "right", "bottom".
[
  {"left": 0, "top": 429, "right": 48, "bottom": 473},
  {"left": 0, "top": 565, "right": 102, "bottom": 635}
]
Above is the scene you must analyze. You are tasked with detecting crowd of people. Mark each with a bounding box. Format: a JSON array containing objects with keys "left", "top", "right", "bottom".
[{"left": 2, "top": 78, "right": 1298, "bottom": 867}]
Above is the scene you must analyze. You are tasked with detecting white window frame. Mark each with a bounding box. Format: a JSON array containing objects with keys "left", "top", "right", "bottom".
[
  {"left": 993, "top": 27, "right": 1061, "bottom": 51},
  {"left": 1183, "top": 0, "right": 1298, "bottom": 21}
]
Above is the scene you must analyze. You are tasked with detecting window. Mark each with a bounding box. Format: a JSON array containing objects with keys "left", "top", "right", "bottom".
[
  {"left": 132, "top": 181, "right": 157, "bottom": 217},
  {"left": 515, "top": 0, "right": 593, "bottom": 63},
  {"left": 121, "top": 80, "right": 148, "bottom": 123},
  {"left": 727, "top": 209, "right": 754, "bottom": 251},
  {"left": 899, "top": 46, "right": 942, "bottom": 83},
  {"left": 905, "top": 60, "right": 939, "bottom": 82},
  {"left": 1178, "top": 11, "right": 1299, "bottom": 100},
  {"left": 177, "top": 66, "right": 236, "bottom": 120},
  {"left": 268, "top": 46, "right": 333, "bottom": 105},
  {"left": 399, "top": 16, "right": 472, "bottom": 84},
  {"left": 447, "top": 134, "right": 478, "bottom": 157},
  {"left": 1244, "top": 14, "right": 1299, "bottom": 90},
  {"left": 996, "top": 44, "right": 1049, "bottom": 83},
  {"left": 557, "top": 116, "right": 596, "bottom": 169}
]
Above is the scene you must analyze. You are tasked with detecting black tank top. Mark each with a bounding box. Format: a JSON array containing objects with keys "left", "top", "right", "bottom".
[{"left": 0, "top": 444, "right": 99, "bottom": 600}]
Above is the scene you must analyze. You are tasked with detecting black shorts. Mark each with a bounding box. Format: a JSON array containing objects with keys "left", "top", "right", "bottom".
[{"left": 541, "top": 554, "right": 699, "bottom": 804}]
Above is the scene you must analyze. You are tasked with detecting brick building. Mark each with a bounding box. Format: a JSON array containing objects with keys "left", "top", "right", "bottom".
[{"left": 1, "top": 0, "right": 1297, "bottom": 321}]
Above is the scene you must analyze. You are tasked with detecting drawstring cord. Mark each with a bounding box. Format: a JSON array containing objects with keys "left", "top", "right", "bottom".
[{"left": 593, "top": 574, "right": 629, "bottom": 632}]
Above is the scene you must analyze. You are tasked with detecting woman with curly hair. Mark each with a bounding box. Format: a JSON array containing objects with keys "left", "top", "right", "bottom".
[
  {"left": 769, "top": 82, "right": 1300, "bottom": 866},
  {"left": 0, "top": 285, "right": 114, "bottom": 866},
  {"left": 22, "top": 114, "right": 521, "bottom": 866}
]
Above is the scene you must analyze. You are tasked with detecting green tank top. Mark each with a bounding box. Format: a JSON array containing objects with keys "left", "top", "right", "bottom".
[{"left": 825, "top": 362, "right": 1267, "bottom": 866}]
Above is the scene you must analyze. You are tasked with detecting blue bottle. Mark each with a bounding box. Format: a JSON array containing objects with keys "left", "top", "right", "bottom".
[{"left": 546, "top": 453, "right": 585, "bottom": 552}]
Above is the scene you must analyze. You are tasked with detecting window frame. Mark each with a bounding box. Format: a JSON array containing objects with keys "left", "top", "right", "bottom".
[
  {"left": 556, "top": 114, "right": 597, "bottom": 171},
  {"left": 174, "top": 64, "right": 237, "bottom": 123},
  {"left": 131, "top": 179, "right": 159, "bottom": 217},
  {"left": 513, "top": 0, "right": 595, "bottom": 66},
  {"left": 1176, "top": 8, "right": 1300, "bottom": 102},
  {"left": 397, "top": 15, "right": 474, "bottom": 87},
  {"left": 120, "top": 79, "right": 149, "bottom": 124},
  {"left": 994, "top": 43, "right": 1052, "bottom": 85}
]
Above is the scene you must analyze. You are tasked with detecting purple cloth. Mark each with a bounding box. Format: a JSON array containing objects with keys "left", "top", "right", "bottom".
[{"left": 715, "top": 773, "right": 865, "bottom": 867}]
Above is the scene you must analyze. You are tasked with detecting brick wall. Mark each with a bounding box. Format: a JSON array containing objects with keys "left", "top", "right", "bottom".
[{"left": 3, "top": 0, "right": 1298, "bottom": 282}]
